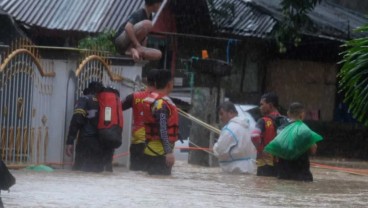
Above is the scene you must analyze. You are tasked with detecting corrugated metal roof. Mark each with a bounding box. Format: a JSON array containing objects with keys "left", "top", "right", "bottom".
[
  {"left": 208, "top": 0, "right": 368, "bottom": 40},
  {"left": 1, "top": 0, "right": 366, "bottom": 40},
  {"left": 252, "top": 0, "right": 368, "bottom": 39},
  {"left": 207, "top": 0, "right": 277, "bottom": 38},
  {"left": 0, "top": 0, "right": 144, "bottom": 33}
]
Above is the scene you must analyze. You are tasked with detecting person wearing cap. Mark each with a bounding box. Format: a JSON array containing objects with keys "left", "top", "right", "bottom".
[
  {"left": 70, "top": 87, "right": 92, "bottom": 171},
  {"left": 114, "top": 0, "right": 163, "bottom": 62},
  {"left": 66, "top": 81, "right": 108, "bottom": 172}
]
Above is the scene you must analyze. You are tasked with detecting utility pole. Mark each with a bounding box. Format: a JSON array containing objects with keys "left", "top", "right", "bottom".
[{"left": 188, "top": 58, "right": 232, "bottom": 166}]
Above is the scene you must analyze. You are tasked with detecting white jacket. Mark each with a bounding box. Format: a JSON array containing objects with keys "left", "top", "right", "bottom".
[{"left": 213, "top": 116, "right": 257, "bottom": 174}]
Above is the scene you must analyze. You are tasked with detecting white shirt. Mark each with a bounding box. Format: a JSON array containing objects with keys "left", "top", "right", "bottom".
[{"left": 213, "top": 116, "right": 257, "bottom": 174}]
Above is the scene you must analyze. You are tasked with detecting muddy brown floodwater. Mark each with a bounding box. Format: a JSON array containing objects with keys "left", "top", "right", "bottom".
[{"left": 1, "top": 159, "right": 368, "bottom": 208}]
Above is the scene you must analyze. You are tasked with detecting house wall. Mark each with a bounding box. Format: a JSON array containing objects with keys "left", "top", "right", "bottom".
[
  {"left": 223, "top": 39, "right": 269, "bottom": 105},
  {"left": 174, "top": 38, "right": 268, "bottom": 105},
  {"left": 46, "top": 59, "right": 77, "bottom": 166},
  {"left": 265, "top": 59, "right": 337, "bottom": 121}
]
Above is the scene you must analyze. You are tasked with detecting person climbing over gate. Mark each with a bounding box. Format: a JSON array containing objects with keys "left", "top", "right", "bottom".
[{"left": 114, "top": 0, "right": 163, "bottom": 62}]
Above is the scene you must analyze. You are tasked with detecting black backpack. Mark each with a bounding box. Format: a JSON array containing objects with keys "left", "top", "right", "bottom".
[
  {"left": 0, "top": 160, "right": 16, "bottom": 191},
  {"left": 268, "top": 115, "right": 289, "bottom": 134}
]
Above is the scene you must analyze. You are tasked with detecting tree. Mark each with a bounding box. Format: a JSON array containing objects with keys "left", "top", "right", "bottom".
[
  {"left": 276, "top": 0, "right": 322, "bottom": 53},
  {"left": 338, "top": 24, "right": 368, "bottom": 126}
]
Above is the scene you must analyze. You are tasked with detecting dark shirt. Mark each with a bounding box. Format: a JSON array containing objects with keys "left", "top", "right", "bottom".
[
  {"left": 122, "top": 93, "right": 134, "bottom": 110},
  {"left": 66, "top": 95, "right": 99, "bottom": 145},
  {"left": 115, "top": 8, "right": 152, "bottom": 39}
]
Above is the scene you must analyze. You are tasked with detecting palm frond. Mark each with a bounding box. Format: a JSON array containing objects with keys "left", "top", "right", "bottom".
[{"left": 338, "top": 23, "right": 368, "bottom": 126}]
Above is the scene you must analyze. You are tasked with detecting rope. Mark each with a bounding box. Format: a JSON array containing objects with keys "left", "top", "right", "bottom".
[
  {"left": 6, "top": 72, "right": 218, "bottom": 168},
  {"left": 177, "top": 108, "right": 221, "bottom": 135},
  {"left": 120, "top": 74, "right": 222, "bottom": 135},
  {"left": 188, "top": 140, "right": 215, "bottom": 156},
  {"left": 311, "top": 162, "right": 368, "bottom": 176}
]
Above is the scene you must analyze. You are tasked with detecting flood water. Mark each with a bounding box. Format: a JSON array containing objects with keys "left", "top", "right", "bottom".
[{"left": 2, "top": 159, "right": 368, "bottom": 208}]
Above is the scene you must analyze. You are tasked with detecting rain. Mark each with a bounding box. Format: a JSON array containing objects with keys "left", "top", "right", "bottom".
[{"left": 1, "top": 0, "right": 368, "bottom": 207}]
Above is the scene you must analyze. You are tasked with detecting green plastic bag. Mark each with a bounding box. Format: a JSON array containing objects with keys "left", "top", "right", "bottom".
[
  {"left": 26, "top": 165, "right": 54, "bottom": 172},
  {"left": 264, "top": 120, "right": 323, "bottom": 160}
]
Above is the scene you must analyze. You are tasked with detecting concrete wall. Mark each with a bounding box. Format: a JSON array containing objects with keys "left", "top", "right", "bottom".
[
  {"left": 222, "top": 40, "right": 268, "bottom": 104},
  {"left": 307, "top": 121, "right": 368, "bottom": 160},
  {"left": 46, "top": 59, "right": 77, "bottom": 166},
  {"left": 266, "top": 59, "right": 337, "bottom": 121}
]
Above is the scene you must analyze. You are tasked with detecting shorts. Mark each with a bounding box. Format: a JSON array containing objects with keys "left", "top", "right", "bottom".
[
  {"left": 277, "top": 153, "right": 313, "bottom": 182},
  {"left": 114, "top": 31, "right": 131, "bottom": 54},
  {"left": 144, "top": 154, "right": 172, "bottom": 175},
  {"left": 114, "top": 20, "right": 148, "bottom": 54},
  {"left": 129, "top": 143, "right": 146, "bottom": 171},
  {"left": 257, "top": 164, "right": 277, "bottom": 177}
]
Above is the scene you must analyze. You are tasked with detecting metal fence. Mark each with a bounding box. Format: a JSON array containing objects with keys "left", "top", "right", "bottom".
[{"left": 0, "top": 40, "right": 55, "bottom": 164}]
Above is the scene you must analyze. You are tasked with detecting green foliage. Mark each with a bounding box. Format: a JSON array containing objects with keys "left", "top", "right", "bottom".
[
  {"left": 78, "top": 30, "right": 117, "bottom": 54},
  {"left": 338, "top": 24, "right": 368, "bottom": 126},
  {"left": 276, "top": 0, "right": 322, "bottom": 53}
]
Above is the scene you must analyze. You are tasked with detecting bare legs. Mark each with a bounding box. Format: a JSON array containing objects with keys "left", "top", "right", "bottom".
[{"left": 115, "top": 20, "right": 162, "bottom": 62}]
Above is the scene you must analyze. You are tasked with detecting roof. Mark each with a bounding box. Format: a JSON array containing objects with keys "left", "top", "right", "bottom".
[
  {"left": 0, "top": 6, "right": 25, "bottom": 45},
  {"left": 0, "top": 0, "right": 144, "bottom": 33},
  {"left": 250, "top": 0, "right": 368, "bottom": 40},
  {"left": 1, "top": 0, "right": 366, "bottom": 41},
  {"left": 0, "top": 3, "right": 5, "bottom": 14},
  {"left": 208, "top": 0, "right": 368, "bottom": 40},
  {"left": 208, "top": 0, "right": 277, "bottom": 38}
]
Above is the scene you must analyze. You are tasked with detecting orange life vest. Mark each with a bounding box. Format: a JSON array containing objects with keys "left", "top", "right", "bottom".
[
  {"left": 258, "top": 112, "right": 283, "bottom": 152},
  {"left": 261, "top": 116, "right": 276, "bottom": 151},
  {"left": 132, "top": 91, "right": 150, "bottom": 132},
  {"left": 143, "top": 93, "right": 179, "bottom": 143}
]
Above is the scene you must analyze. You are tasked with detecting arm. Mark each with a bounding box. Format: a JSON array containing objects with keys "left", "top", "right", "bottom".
[
  {"left": 122, "top": 93, "right": 134, "bottom": 110},
  {"left": 66, "top": 97, "right": 88, "bottom": 156},
  {"left": 251, "top": 118, "right": 265, "bottom": 150},
  {"left": 213, "top": 127, "right": 236, "bottom": 159},
  {"left": 124, "top": 9, "right": 148, "bottom": 52},
  {"left": 154, "top": 103, "right": 172, "bottom": 154},
  {"left": 66, "top": 114, "right": 85, "bottom": 145},
  {"left": 125, "top": 22, "right": 141, "bottom": 48},
  {"left": 153, "top": 100, "right": 175, "bottom": 166}
]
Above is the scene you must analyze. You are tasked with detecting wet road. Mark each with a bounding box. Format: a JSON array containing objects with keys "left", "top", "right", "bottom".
[{"left": 2, "top": 160, "right": 368, "bottom": 208}]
